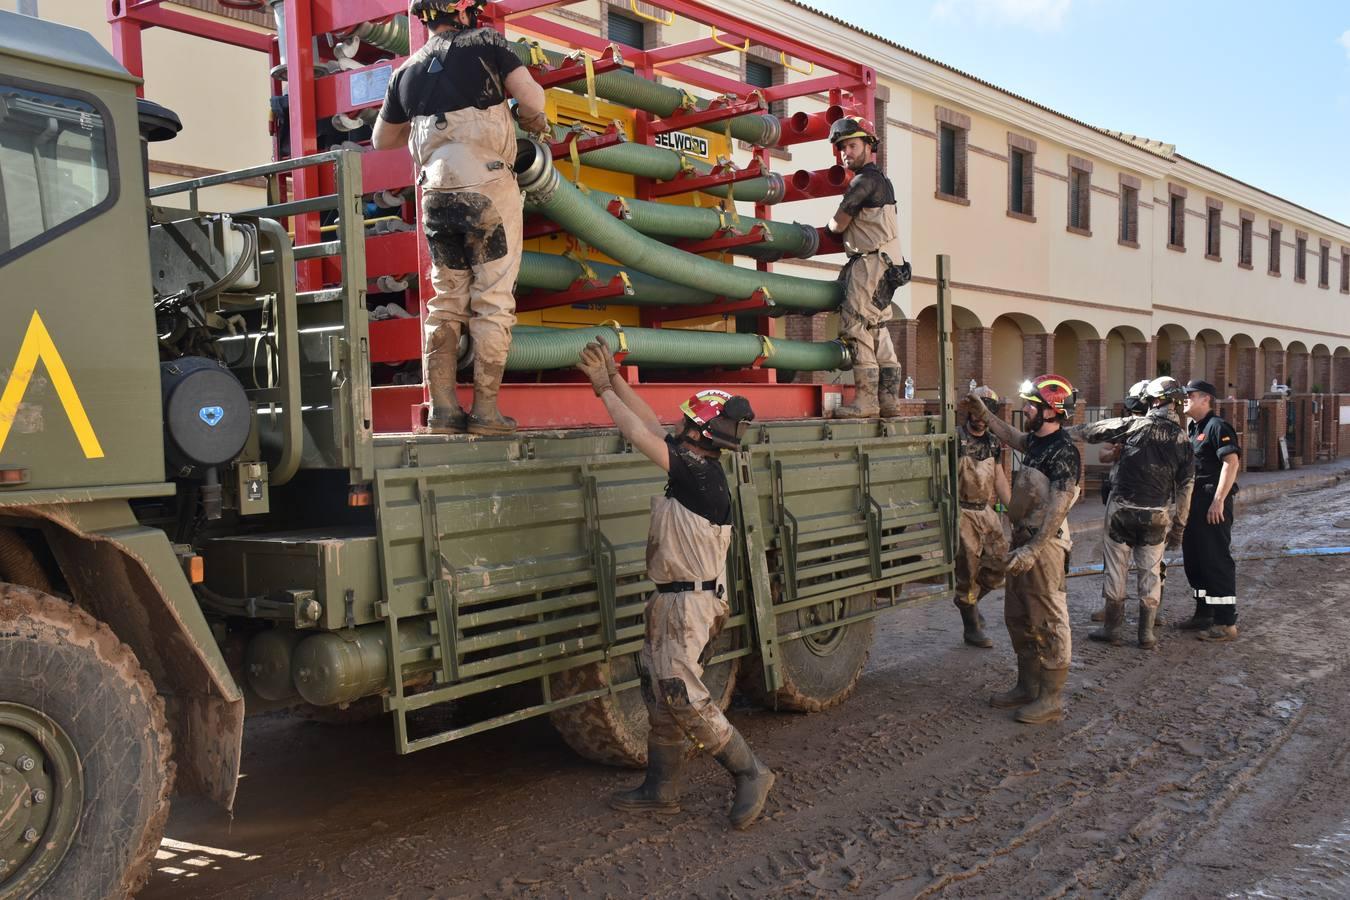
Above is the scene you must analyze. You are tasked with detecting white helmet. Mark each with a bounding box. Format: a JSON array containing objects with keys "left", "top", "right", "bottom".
[
  {"left": 1123, "top": 379, "right": 1150, "bottom": 413},
  {"left": 1145, "top": 375, "right": 1184, "bottom": 404}
]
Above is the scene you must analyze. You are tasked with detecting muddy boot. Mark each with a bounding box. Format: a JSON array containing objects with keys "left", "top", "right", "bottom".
[
  {"left": 467, "top": 360, "right": 517, "bottom": 436},
  {"left": 959, "top": 604, "right": 992, "bottom": 648},
  {"left": 1178, "top": 595, "right": 1213, "bottom": 631},
  {"left": 1197, "top": 624, "right": 1238, "bottom": 642},
  {"left": 714, "top": 728, "right": 774, "bottom": 830},
  {"left": 834, "top": 368, "right": 880, "bottom": 419},
  {"left": 878, "top": 367, "right": 904, "bottom": 418},
  {"left": 1090, "top": 606, "right": 1106, "bottom": 623},
  {"left": 423, "top": 323, "right": 466, "bottom": 433},
  {"left": 1138, "top": 603, "right": 1158, "bottom": 649},
  {"left": 610, "top": 739, "right": 685, "bottom": 814},
  {"left": 989, "top": 654, "right": 1041, "bottom": 709},
  {"left": 1088, "top": 600, "right": 1125, "bottom": 646},
  {"left": 1014, "top": 667, "right": 1067, "bottom": 725}
]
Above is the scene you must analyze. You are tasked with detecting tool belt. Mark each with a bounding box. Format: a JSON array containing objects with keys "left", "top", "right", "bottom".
[
  {"left": 655, "top": 580, "right": 722, "bottom": 596},
  {"left": 840, "top": 250, "right": 913, "bottom": 312},
  {"left": 959, "top": 500, "right": 988, "bottom": 511}
]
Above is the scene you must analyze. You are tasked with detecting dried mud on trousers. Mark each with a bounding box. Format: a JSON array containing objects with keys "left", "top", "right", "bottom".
[{"left": 142, "top": 481, "right": 1350, "bottom": 899}]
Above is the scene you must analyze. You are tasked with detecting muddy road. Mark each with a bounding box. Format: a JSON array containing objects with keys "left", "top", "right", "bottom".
[{"left": 144, "top": 479, "right": 1350, "bottom": 899}]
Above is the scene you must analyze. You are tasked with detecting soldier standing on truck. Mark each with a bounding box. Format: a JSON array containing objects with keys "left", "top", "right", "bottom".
[
  {"left": 372, "top": 0, "right": 550, "bottom": 435},
  {"left": 824, "top": 117, "right": 911, "bottom": 420},
  {"left": 953, "top": 386, "right": 1010, "bottom": 648},
  {"left": 1066, "top": 377, "right": 1193, "bottom": 650},
  {"left": 576, "top": 337, "right": 775, "bottom": 829},
  {"left": 964, "top": 376, "right": 1081, "bottom": 725}
]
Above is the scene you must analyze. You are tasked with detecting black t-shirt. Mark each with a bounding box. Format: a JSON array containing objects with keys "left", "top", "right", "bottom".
[
  {"left": 379, "top": 28, "right": 523, "bottom": 124},
  {"left": 836, "top": 162, "right": 896, "bottom": 217},
  {"left": 958, "top": 425, "right": 1002, "bottom": 464},
  {"left": 1022, "top": 428, "right": 1081, "bottom": 492},
  {"left": 665, "top": 436, "right": 732, "bottom": 526},
  {"left": 1189, "top": 412, "right": 1241, "bottom": 484}
]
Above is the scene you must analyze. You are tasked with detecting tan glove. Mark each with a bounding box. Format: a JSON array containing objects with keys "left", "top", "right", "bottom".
[
  {"left": 577, "top": 343, "right": 613, "bottom": 397},
  {"left": 591, "top": 334, "right": 620, "bottom": 379},
  {"left": 964, "top": 392, "right": 989, "bottom": 421},
  {"left": 1165, "top": 521, "right": 1185, "bottom": 551},
  {"left": 519, "top": 110, "right": 551, "bottom": 138},
  {"left": 1005, "top": 545, "right": 1036, "bottom": 576}
]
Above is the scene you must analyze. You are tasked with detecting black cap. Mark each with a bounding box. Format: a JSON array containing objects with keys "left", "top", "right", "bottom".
[{"left": 1183, "top": 379, "right": 1218, "bottom": 396}]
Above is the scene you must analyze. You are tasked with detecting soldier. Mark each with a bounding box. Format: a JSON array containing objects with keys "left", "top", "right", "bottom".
[
  {"left": 575, "top": 337, "right": 774, "bottom": 829},
  {"left": 824, "top": 117, "right": 911, "bottom": 419},
  {"left": 1067, "top": 377, "right": 1193, "bottom": 649},
  {"left": 1179, "top": 379, "right": 1242, "bottom": 641},
  {"left": 373, "top": 0, "right": 550, "bottom": 435},
  {"left": 1090, "top": 379, "right": 1150, "bottom": 623},
  {"left": 964, "top": 375, "right": 1081, "bottom": 725},
  {"left": 953, "top": 386, "right": 1011, "bottom": 648}
]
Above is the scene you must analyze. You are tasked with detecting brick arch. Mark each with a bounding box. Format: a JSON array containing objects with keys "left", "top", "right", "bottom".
[
  {"left": 1227, "top": 333, "right": 1258, "bottom": 398},
  {"left": 1287, "top": 341, "right": 1311, "bottom": 391},
  {"left": 1309, "top": 344, "right": 1333, "bottom": 394},
  {"left": 1052, "top": 320, "right": 1103, "bottom": 405},
  {"left": 905, "top": 304, "right": 988, "bottom": 393},
  {"left": 1104, "top": 325, "right": 1152, "bottom": 402},
  {"left": 990, "top": 313, "right": 1050, "bottom": 398},
  {"left": 1259, "top": 337, "right": 1287, "bottom": 392},
  {"left": 1336, "top": 347, "right": 1350, "bottom": 394},
  {"left": 1194, "top": 329, "right": 1228, "bottom": 394},
  {"left": 1155, "top": 323, "right": 1193, "bottom": 384}
]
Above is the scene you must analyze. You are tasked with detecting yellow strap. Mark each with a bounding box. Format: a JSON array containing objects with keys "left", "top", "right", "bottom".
[
  {"left": 583, "top": 53, "right": 599, "bottom": 117},
  {"left": 723, "top": 120, "right": 740, "bottom": 228},
  {"left": 565, "top": 249, "right": 597, "bottom": 282},
  {"left": 757, "top": 333, "right": 776, "bottom": 361},
  {"left": 569, "top": 137, "right": 588, "bottom": 192},
  {"left": 520, "top": 39, "right": 548, "bottom": 67},
  {"left": 599, "top": 319, "right": 629, "bottom": 354},
  {"left": 679, "top": 89, "right": 697, "bottom": 110}
]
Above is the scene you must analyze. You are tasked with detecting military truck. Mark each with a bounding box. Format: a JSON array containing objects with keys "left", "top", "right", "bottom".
[{"left": 0, "top": 8, "right": 957, "bottom": 896}]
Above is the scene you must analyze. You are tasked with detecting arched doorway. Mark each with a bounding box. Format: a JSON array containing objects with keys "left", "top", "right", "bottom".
[
  {"left": 1336, "top": 347, "right": 1350, "bottom": 393},
  {"left": 1105, "top": 325, "right": 1148, "bottom": 403},
  {"left": 1156, "top": 323, "right": 1192, "bottom": 383},
  {"left": 1259, "top": 337, "right": 1285, "bottom": 393},
  {"left": 1311, "top": 344, "right": 1332, "bottom": 393},
  {"left": 990, "top": 313, "right": 1048, "bottom": 399},
  {"left": 913, "top": 304, "right": 983, "bottom": 395},
  {"left": 1287, "top": 341, "right": 1310, "bottom": 393},
  {"left": 1053, "top": 320, "right": 1102, "bottom": 405},
  {"left": 1228, "top": 333, "right": 1257, "bottom": 398}
]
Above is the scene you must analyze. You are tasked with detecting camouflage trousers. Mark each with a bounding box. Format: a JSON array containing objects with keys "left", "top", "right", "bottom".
[
  {"left": 954, "top": 505, "right": 1008, "bottom": 607},
  {"left": 421, "top": 175, "right": 523, "bottom": 370},
  {"left": 639, "top": 587, "right": 733, "bottom": 754},
  {"left": 1004, "top": 536, "right": 1071, "bottom": 670}
]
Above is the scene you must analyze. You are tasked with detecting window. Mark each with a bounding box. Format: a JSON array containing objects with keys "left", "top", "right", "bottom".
[
  {"left": 1007, "top": 134, "right": 1035, "bottom": 220},
  {"left": 744, "top": 57, "right": 786, "bottom": 119},
  {"left": 1238, "top": 212, "right": 1253, "bottom": 268},
  {"left": 1205, "top": 200, "right": 1221, "bottom": 260},
  {"left": 1167, "top": 184, "right": 1187, "bottom": 251},
  {"left": 1066, "top": 154, "right": 1092, "bottom": 235},
  {"left": 606, "top": 11, "right": 645, "bottom": 48},
  {"left": 1319, "top": 240, "right": 1330, "bottom": 289},
  {"left": 1268, "top": 222, "right": 1282, "bottom": 275},
  {"left": 1118, "top": 176, "right": 1139, "bottom": 246},
  {"left": 934, "top": 106, "right": 970, "bottom": 204},
  {"left": 1295, "top": 232, "right": 1307, "bottom": 283},
  {"left": 0, "top": 81, "right": 114, "bottom": 265},
  {"left": 1342, "top": 248, "right": 1349, "bottom": 294}
]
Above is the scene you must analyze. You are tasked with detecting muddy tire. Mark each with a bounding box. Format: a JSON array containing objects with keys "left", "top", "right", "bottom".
[
  {"left": 549, "top": 634, "right": 740, "bottom": 768},
  {"left": 0, "top": 585, "right": 173, "bottom": 899},
  {"left": 749, "top": 593, "right": 876, "bottom": 713}
]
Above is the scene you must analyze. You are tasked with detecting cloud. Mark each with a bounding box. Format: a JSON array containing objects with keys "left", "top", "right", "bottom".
[
  {"left": 931, "top": 0, "right": 1072, "bottom": 31},
  {"left": 1340, "top": 30, "right": 1350, "bottom": 60}
]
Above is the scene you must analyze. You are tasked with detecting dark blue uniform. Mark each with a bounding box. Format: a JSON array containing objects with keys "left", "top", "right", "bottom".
[{"left": 1182, "top": 412, "right": 1241, "bottom": 625}]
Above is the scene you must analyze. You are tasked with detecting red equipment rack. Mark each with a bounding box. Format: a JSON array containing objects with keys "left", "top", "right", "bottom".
[{"left": 107, "top": 0, "right": 875, "bottom": 431}]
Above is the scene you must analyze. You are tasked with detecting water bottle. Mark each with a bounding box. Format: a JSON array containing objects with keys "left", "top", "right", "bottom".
[
  {"left": 1271, "top": 378, "right": 1279, "bottom": 393},
  {"left": 969, "top": 379, "right": 977, "bottom": 394},
  {"left": 905, "top": 375, "right": 915, "bottom": 400}
]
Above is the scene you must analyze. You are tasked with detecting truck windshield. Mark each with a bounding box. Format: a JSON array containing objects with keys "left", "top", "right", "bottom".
[{"left": 0, "top": 84, "right": 111, "bottom": 259}]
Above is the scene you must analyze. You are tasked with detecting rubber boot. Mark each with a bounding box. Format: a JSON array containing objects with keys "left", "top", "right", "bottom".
[
  {"left": 1138, "top": 603, "right": 1158, "bottom": 649},
  {"left": 610, "top": 739, "right": 685, "bottom": 814},
  {"left": 989, "top": 653, "right": 1041, "bottom": 708},
  {"left": 423, "top": 323, "right": 466, "bottom": 434},
  {"left": 714, "top": 729, "right": 774, "bottom": 830},
  {"left": 1090, "top": 606, "right": 1106, "bottom": 623},
  {"left": 467, "top": 360, "right": 517, "bottom": 435},
  {"left": 1088, "top": 599, "right": 1126, "bottom": 646},
  {"left": 1178, "top": 595, "right": 1213, "bottom": 631},
  {"left": 834, "top": 368, "right": 880, "bottom": 419},
  {"left": 1197, "top": 624, "right": 1238, "bottom": 642},
  {"left": 878, "top": 367, "right": 904, "bottom": 418},
  {"left": 959, "top": 603, "right": 992, "bottom": 648},
  {"left": 1014, "top": 667, "right": 1068, "bottom": 725}
]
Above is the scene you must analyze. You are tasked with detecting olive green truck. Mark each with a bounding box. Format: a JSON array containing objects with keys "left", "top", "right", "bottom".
[{"left": 0, "top": 12, "right": 957, "bottom": 897}]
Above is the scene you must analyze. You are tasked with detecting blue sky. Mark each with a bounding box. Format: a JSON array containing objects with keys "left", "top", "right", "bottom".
[{"left": 806, "top": 0, "right": 1350, "bottom": 226}]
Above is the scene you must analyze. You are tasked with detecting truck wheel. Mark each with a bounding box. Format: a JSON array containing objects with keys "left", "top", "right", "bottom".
[
  {"left": 749, "top": 593, "right": 876, "bottom": 713},
  {"left": 0, "top": 585, "right": 173, "bottom": 899},
  {"left": 549, "top": 632, "right": 740, "bottom": 768}
]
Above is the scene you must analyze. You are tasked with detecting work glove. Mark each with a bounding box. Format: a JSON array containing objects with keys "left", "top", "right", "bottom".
[
  {"left": 964, "top": 392, "right": 989, "bottom": 422},
  {"left": 577, "top": 342, "right": 612, "bottom": 397},
  {"left": 517, "top": 109, "right": 551, "bottom": 138},
  {"left": 1005, "top": 545, "right": 1036, "bottom": 577},
  {"left": 590, "top": 334, "right": 620, "bottom": 379}
]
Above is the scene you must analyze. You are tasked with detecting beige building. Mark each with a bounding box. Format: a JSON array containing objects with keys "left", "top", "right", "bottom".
[{"left": 15, "top": 0, "right": 1350, "bottom": 407}]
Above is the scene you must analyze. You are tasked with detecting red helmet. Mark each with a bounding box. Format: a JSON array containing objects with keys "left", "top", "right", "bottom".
[
  {"left": 828, "top": 116, "right": 878, "bottom": 147},
  {"left": 680, "top": 389, "right": 755, "bottom": 451},
  {"left": 1018, "top": 374, "right": 1077, "bottom": 417}
]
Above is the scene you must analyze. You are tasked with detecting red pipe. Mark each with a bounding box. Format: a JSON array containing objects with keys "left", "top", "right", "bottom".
[
  {"left": 779, "top": 165, "right": 851, "bottom": 203},
  {"left": 777, "top": 104, "right": 846, "bottom": 147}
]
